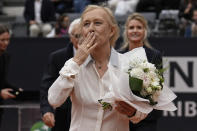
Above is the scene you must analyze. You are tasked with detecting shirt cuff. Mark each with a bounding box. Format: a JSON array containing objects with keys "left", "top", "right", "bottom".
[
  {"left": 59, "top": 58, "right": 80, "bottom": 78},
  {"left": 41, "top": 106, "right": 54, "bottom": 116}
]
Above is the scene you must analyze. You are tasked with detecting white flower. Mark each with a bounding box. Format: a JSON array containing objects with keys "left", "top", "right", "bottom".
[
  {"left": 146, "top": 87, "right": 153, "bottom": 93},
  {"left": 147, "top": 71, "right": 157, "bottom": 79},
  {"left": 128, "top": 58, "right": 164, "bottom": 105},
  {"left": 152, "top": 81, "right": 160, "bottom": 87},
  {"left": 140, "top": 88, "right": 148, "bottom": 97},
  {"left": 139, "top": 61, "right": 156, "bottom": 71},
  {"left": 143, "top": 75, "right": 151, "bottom": 87},
  {"left": 129, "top": 68, "right": 145, "bottom": 80}
]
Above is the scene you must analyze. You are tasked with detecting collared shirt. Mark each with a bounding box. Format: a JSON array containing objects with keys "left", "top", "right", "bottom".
[
  {"left": 48, "top": 48, "right": 130, "bottom": 131},
  {"left": 34, "top": 0, "right": 42, "bottom": 23}
]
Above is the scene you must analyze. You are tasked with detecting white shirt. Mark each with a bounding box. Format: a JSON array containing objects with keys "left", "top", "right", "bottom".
[
  {"left": 34, "top": 0, "right": 42, "bottom": 23},
  {"left": 48, "top": 49, "right": 131, "bottom": 131}
]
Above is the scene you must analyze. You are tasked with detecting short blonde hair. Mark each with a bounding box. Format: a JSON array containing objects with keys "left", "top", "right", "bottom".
[
  {"left": 80, "top": 5, "right": 119, "bottom": 47},
  {"left": 122, "top": 13, "right": 151, "bottom": 49}
]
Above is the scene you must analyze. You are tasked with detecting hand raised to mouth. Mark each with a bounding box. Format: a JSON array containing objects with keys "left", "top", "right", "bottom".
[{"left": 73, "top": 32, "right": 98, "bottom": 66}]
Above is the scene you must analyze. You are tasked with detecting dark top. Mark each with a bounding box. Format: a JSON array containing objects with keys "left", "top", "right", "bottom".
[
  {"left": 119, "top": 46, "right": 163, "bottom": 131},
  {"left": 179, "top": 0, "right": 197, "bottom": 21},
  {"left": 0, "top": 52, "right": 16, "bottom": 101},
  {"left": 40, "top": 43, "right": 73, "bottom": 131},
  {"left": 24, "top": 0, "right": 56, "bottom": 23}
]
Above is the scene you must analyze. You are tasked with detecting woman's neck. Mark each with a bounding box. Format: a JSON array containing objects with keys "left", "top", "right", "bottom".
[
  {"left": 91, "top": 44, "right": 111, "bottom": 63},
  {"left": 129, "top": 42, "right": 143, "bottom": 51},
  {"left": 91, "top": 43, "right": 111, "bottom": 74}
]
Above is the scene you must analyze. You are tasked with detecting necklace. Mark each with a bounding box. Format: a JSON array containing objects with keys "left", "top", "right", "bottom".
[
  {"left": 95, "top": 62, "right": 104, "bottom": 70},
  {"left": 95, "top": 62, "right": 102, "bottom": 69},
  {"left": 97, "top": 64, "right": 102, "bottom": 69},
  {"left": 95, "top": 53, "right": 110, "bottom": 70}
]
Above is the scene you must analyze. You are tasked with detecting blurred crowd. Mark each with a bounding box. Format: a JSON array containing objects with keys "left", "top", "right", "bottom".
[{"left": 0, "top": 0, "right": 197, "bottom": 38}]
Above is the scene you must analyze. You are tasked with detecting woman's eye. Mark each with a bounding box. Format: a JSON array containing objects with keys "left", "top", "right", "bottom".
[
  {"left": 95, "top": 21, "right": 102, "bottom": 25},
  {"left": 137, "top": 26, "right": 142, "bottom": 29},
  {"left": 129, "top": 26, "right": 134, "bottom": 30},
  {"left": 83, "top": 22, "right": 89, "bottom": 27}
]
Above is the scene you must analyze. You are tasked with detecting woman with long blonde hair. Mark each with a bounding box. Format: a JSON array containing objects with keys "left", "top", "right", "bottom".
[{"left": 120, "top": 13, "right": 163, "bottom": 131}]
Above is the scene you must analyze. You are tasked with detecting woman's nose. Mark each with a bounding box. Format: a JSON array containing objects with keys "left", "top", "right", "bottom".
[
  {"left": 88, "top": 23, "right": 95, "bottom": 32},
  {"left": 133, "top": 27, "right": 137, "bottom": 32}
]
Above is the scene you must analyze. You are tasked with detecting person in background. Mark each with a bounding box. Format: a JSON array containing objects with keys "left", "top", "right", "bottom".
[
  {"left": 0, "top": 24, "right": 16, "bottom": 126},
  {"left": 108, "top": 0, "right": 139, "bottom": 16},
  {"left": 179, "top": 0, "right": 197, "bottom": 21},
  {"left": 51, "top": 0, "right": 73, "bottom": 14},
  {"left": 55, "top": 14, "right": 70, "bottom": 37},
  {"left": 40, "top": 18, "right": 81, "bottom": 131},
  {"left": 191, "top": 8, "right": 197, "bottom": 36},
  {"left": 73, "top": 0, "right": 90, "bottom": 13},
  {"left": 0, "top": 1, "right": 4, "bottom": 15},
  {"left": 48, "top": 5, "right": 147, "bottom": 131},
  {"left": 24, "top": 0, "right": 56, "bottom": 37},
  {"left": 120, "top": 13, "right": 162, "bottom": 131},
  {"left": 47, "top": 13, "right": 70, "bottom": 38},
  {"left": 90, "top": 0, "right": 108, "bottom": 5},
  {"left": 184, "top": 8, "right": 197, "bottom": 37},
  {"left": 136, "top": 0, "right": 161, "bottom": 18},
  {"left": 179, "top": 0, "right": 197, "bottom": 36}
]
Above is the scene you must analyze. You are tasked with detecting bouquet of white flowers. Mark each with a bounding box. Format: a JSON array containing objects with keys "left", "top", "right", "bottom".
[
  {"left": 128, "top": 59, "right": 164, "bottom": 105},
  {"left": 99, "top": 47, "right": 177, "bottom": 114}
]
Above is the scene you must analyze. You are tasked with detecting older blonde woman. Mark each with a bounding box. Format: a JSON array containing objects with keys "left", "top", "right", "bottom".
[
  {"left": 120, "top": 13, "right": 163, "bottom": 131},
  {"left": 48, "top": 5, "right": 146, "bottom": 131}
]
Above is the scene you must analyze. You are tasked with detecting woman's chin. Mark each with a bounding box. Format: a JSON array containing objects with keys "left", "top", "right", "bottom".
[{"left": 130, "top": 39, "right": 141, "bottom": 44}]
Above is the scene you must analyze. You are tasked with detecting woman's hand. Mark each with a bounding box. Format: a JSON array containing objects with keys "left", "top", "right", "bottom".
[
  {"left": 73, "top": 32, "right": 97, "bottom": 65},
  {"left": 29, "top": 20, "right": 36, "bottom": 25},
  {"left": 184, "top": 3, "right": 192, "bottom": 14},
  {"left": 42, "top": 112, "right": 55, "bottom": 128},
  {"left": 0, "top": 88, "right": 16, "bottom": 100},
  {"left": 115, "top": 101, "right": 148, "bottom": 123},
  {"left": 115, "top": 101, "right": 136, "bottom": 117}
]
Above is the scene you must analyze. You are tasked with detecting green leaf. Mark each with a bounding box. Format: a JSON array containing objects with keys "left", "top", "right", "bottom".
[
  {"left": 30, "top": 121, "right": 51, "bottom": 131},
  {"left": 129, "top": 76, "right": 143, "bottom": 92},
  {"left": 158, "top": 66, "right": 168, "bottom": 75},
  {"left": 98, "top": 99, "right": 112, "bottom": 111}
]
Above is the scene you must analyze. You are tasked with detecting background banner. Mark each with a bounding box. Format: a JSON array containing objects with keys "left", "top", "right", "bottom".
[{"left": 3, "top": 37, "right": 197, "bottom": 131}]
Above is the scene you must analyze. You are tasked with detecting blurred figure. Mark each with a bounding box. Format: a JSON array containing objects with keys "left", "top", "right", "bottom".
[
  {"left": 136, "top": 0, "right": 161, "bottom": 18},
  {"left": 0, "top": 24, "right": 16, "bottom": 126},
  {"left": 191, "top": 9, "right": 197, "bottom": 36},
  {"left": 179, "top": 0, "right": 197, "bottom": 21},
  {"left": 90, "top": 0, "right": 107, "bottom": 4},
  {"left": 160, "top": 0, "right": 180, "bottom": 10},
  {"left": 51, "top": 0, "right": 73, "bottom": 14},
  {"left": 40, "top": 18, "right": 81, "bottom": 131},
  {"left": 73, "top": 0, "right": 90, "bottom": 13},
  {"left": 108, "top": 0, "right": 139, "bottom": 16},
  {"left": 120, "top": 13, "right": 162, "bottom": 131},
  {"left": 179, "top": 0, "right": 197, "bottom": 36},
  {"left": 47, "top": 13, "right": 70, "bottom": 38},
  {"left": 182, "top": 9, "right": 197, "bottom": 37},
  {"left": 0, "top": 1, "right": 4, "bottom": 15},
  {"left": 24, "top": 0, "right": 56, "bottom": 37}
]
